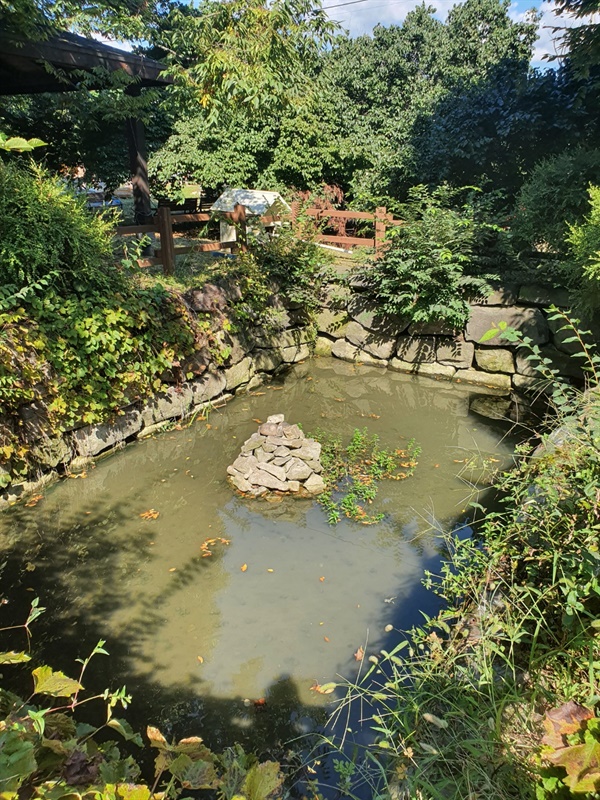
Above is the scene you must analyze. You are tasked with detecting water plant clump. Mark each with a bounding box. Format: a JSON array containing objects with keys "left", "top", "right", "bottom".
[{"left": 312, "top": 427, "right": 421, "bottom": 525}]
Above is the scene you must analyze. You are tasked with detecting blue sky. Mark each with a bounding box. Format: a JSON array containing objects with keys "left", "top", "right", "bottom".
[{"left": 322, "top": 0, "right": 575, "bottom": 66}]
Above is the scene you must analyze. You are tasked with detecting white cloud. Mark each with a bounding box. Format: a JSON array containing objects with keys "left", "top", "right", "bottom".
[
  {"left": 326, "top": 0, "right": 594, "bottom": 68},
  {"left": 326, "top": 0, "right": 454, "bottom": 37}
]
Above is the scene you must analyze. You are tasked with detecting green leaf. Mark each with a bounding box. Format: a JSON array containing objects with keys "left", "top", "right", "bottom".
[
  {"left": 479, "top": 328, "right": 500, "bottom": 343},
  {"left": 548, "top": 737, "right": 600, "bottom": 792},
  {"left": 167, "top": 753, "right": 217, "bottom": 789},
  {"left": 32, "top": 665, "right": 83, "bottom": 697},
  {"left": 107, "top": 718, "right": 143, "bottom": 745},
  {"left": 0, "top": 730, "right": 37, "bottom": 790},
  {"left": 0, "top": 651, "right": 31, "bottom": 664},
  {"left": 242, "top": 761, "right": 283, "bottom": 800}
]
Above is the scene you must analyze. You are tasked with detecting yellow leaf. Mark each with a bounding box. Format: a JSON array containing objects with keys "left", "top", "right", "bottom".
[{"left": 241, "top": 563, "right": 248, "bottom": 572}]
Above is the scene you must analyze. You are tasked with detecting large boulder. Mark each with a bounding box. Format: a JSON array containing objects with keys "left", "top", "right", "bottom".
[
  {"left": 474, "top": 348, "right": 515, "bottom": 374},
  {"left": 224, "top": 357, "right": 255, "bottom": 390},
  {"left": 396, "top": 336, "right": 436, "bottom": 363},
  {"left": 465, "top": 306, "right": 549, "bottom": 347},
  {"left": 73, "top": 408, "right": 143, "bottom": 457},
  {"left": 436, "top": 337, "right": 475, "bottom": 369},
  {"left": 346, "top": 321, "right": 396, "bottom": 360}
]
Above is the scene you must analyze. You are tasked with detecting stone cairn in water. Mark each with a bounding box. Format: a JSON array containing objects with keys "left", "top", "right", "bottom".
[{"left": 227, "top": 414, "right": 326, "bottom": 497}]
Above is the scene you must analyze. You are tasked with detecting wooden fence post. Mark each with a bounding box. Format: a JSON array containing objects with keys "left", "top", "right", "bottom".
[
  {"left": 375, "top": 206, "right": 386, "bottom": 254},
  {"left": 157, "top": 206, "right": 175, "bottom": 276}
]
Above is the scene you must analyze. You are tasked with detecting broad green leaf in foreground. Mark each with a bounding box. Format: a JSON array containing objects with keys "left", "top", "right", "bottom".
[
  {"left": 32, "top": 666, "right": 83, "bottom": 697},
  {"left": 0, "top": 651, "right": 31, "bottom": 664}
]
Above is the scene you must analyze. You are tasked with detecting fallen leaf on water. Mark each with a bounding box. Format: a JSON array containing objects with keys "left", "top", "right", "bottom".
[
  {"left": 319, "top": 576, "right": 325, "bottom": 582},
  {"left": 253, "top": 698, "right": 267, "bottom": 708},
  {"left": 306, "top": 377, "right": 313, "bottom": 381},
  {"left": 453, "top": 459, "right": 466, "bottom": 463},
  {"left": 270, "top": 387, "right": 283, "bottom": 391},
  {"left": 324, "top": 636, "right": 330, "bottom": 642},
  {"left": 241, "top": 563, "right": 248, "bottom": 572},
  {"left": 489, "top": 457, "right": 500, "bottom": 463},
  {"left": 206, "top": 424, "right": 212, "bottom": 429},
  {"left": 252, "top": 418, "right": 262, "bottom": 424},
  {"left": 197, "top": 656, "right": 204, "bottom": 664},
  {"left": 310, "top": 681, "right": 336, "bottom": 695},
  {"left": 85, "top": 511, "right": 91, "bottom": 515},
  {"left": 384, "top": 624, "right": 394, "bottom": 632},
  {"left": 334, "top": 397, "right": 344, "bottom": 402},
  {"left": 354, "top": 646, "right": 365, "bottom": 661},
  {"left": 168, "top": 567, "right": 176, "bottom": 572},
  {"left": 140, "top": 509, "right": 160, "bottom": 520},
  {"left": 369, "top": 414, "right": 380, "bottom": 419},
  {"left": 25, "top": 495, "right": 43, "bottom": 507},
  {"left": 267, "top": 568, "right": 274, "bottom": 573},
  {"left": 251, "top": 392, "right": 266, "bottom": 396}
]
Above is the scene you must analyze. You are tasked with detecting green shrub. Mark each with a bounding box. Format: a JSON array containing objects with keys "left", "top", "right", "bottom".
[
  {"left": 512, "top": 147, "right": 600, "bottom": 254},
  {"left": 566, "top": 184, "right": 600, "bottom": 319},
  {"left": 355, "top": 185, "right": 492, "bottom": 328},
  {"left": 0, "top": 161, "right": 121, "bottom": 296},
  {"left": 222, "top": 228, "right": 332, "bottom": 327},
  {"left": 334, "top": 319, "right": 600, "bottom": 799}
]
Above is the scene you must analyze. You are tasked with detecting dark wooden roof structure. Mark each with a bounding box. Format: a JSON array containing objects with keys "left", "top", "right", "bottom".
[
  {"left": 0, "top": 29, "right": 172, "bottom": 224},
  {"left": 0, "top": 30, "right": 171, "bottom": 95}
]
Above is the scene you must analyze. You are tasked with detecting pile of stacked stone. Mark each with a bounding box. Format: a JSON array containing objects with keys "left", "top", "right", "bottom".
[{"left": 227, "top": 414, "right": 326, "bottom": 497}]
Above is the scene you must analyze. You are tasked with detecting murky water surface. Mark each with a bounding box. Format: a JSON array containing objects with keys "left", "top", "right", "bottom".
[{"left": 0, "top": 359, "right": 517, "bottom": 752}]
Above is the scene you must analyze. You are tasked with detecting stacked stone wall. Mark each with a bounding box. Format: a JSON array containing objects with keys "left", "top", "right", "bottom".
[
  {"left": 315, "top": 282, "right": 583, "bottom": 394},
  {"left": 0, "top": 278, "right": 587, "bottom": 509}
]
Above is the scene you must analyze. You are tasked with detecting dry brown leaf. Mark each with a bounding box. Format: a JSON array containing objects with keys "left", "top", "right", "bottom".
[
  {"left": 319, "top": 576, "right": 325, "bottom": 582},
  {"left": 354, "top": 646, "right": 365, "bottom": 661},
  {"left": 241, "top": 563, "right": 248, "bottom": 572},
  {"left": 542, "top": 701, "right": 594, "bottom": 749},
  {"left": 197, "top": 656, "right": 204, "bottom": 664},
  {"left": 324, "top": 636, "right": 330, "bottom": 642},
  {"left": 25, "top": 494, "right": 43, "bottom": 507},
  {"left": 140, "top": 509, "right": 160, "bottom": 520},
  {"left": 252, "top": 418, "right": 262, "bottom": 424}
]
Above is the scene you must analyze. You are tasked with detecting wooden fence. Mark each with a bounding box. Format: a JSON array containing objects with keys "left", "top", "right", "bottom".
[
  {"left": 116, "top": 207, "right": 233, "bottom": 275},
  {"left": 292, "top": 203, "right": 398, "bottom": 252},
  {"left": 116, "top": 203, "right": 400, "bottom": 275}
]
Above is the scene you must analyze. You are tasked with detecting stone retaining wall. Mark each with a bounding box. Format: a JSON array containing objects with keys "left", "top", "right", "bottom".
[
  {"left": 0, "top": 310, "right": 315, "bottom": 509},
  {"left": 314, "top": 282, "right": 582, "bottom": 394},
  {"left": 0, "top": 278, "right": 584, "bottom": 509}
]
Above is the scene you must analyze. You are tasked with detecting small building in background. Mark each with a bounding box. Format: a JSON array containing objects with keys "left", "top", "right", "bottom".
[{"left": 210, "top": 188, "right": 291, "bottom": 244}]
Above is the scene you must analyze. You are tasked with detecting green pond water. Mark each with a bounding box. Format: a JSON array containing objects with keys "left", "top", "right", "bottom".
[{"left": 0, "top": 358, "right": 518, "bottom": 755}]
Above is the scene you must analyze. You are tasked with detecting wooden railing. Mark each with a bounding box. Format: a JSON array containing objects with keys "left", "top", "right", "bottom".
[
  {"left": 291, "top": 203, "right": 400, "bottom": 252},
  {"left": 116, "top": 207, "right": 236, "bottom": 275},
  {"left": 116, "top": 202, "right": 401, "bottom": 275}
]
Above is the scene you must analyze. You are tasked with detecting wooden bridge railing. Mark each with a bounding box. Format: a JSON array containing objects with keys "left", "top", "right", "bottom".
[
  {"left": 115, "top": 202, "right": 401, "bottom": 276},
  {"left": 116, "top": 207, "right": 235, "bottom": 275}
]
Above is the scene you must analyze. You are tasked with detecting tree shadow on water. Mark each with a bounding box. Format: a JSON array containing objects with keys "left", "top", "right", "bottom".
[{"left": 0, "top": 498, "right": 330, "bottom": 778}]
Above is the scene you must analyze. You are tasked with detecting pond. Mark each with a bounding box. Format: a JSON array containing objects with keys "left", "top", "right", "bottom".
[{"left": 0, "top": 358, "right": 519, "bottom": 771}]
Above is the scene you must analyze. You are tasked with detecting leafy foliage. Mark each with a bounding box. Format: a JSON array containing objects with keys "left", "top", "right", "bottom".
[
  {"left": 311, "top": 427, "right": 420, "bottom": 525},
  {"left": 156, "top": 0, "right": 338, "bottom": 121},
  {"left": 355, "top": 185, "right": 493, "bottom": 328},
  {"left": 566, "top": 184, "right": 600, "bottom": 319},
  {"left": 0, "top": 161, "right": 121, "bottom": 296},
  {"left": 0, "top": 601, "right": 284, "bottom": 800},
  {"left": 334, "top": 318, "right": 600, "bottom": 799},
  {"left": 512, "top": 147, "right": 600, "bottom": 255}
]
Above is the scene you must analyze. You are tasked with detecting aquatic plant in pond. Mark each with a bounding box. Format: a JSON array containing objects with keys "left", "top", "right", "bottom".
[{"left": 311, "top": 428, "right": 421, "bottom": 525}]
